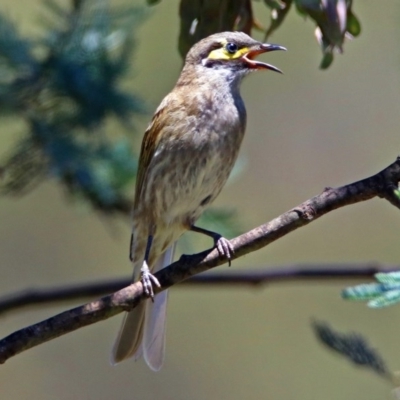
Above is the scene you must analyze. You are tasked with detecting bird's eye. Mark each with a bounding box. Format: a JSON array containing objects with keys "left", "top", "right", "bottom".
[{"left": 225, "top": 42, "right": 238, "bottom": 54}]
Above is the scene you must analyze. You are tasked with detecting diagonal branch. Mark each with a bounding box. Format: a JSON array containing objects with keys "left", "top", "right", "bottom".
[{"left": 0, "top": 157, "right": 400, "bottom": 364}]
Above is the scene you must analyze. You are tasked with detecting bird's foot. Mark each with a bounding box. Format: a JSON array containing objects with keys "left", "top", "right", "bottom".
[
  {"left": 190, "top": 225, "right": 235, "bottom": 266},
  {"left": 213, "top": 235, "right": 234, "bottom": 266},
  {"left": 140, "top": 260, "right": 160, "bottom": 300}
]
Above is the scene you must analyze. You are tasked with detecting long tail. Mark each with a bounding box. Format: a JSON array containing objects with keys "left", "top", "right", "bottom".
[{"left": 111, "top": 243, "right": 176, "bottom": 370}]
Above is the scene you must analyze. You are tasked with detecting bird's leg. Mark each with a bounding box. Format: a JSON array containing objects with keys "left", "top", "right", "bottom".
[
  {"left": 140, "top": 234, "right": 161, "bottom": 300},
  {"left": 129, "top": 233, "right": 134, "bottom": 262},
  {"left": 190, "top": 225, "right": 234, "bottom": 266}
]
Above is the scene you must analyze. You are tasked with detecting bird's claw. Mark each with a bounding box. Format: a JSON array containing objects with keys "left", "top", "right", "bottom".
[
  {"left": 140, "top": 261, "right": 161, "bottom": 300},
  {"left": 214, "top": 236, "right": 234, "bottom": 266}
]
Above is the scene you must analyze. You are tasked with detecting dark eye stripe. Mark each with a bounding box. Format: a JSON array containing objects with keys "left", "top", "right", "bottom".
[{"left": 225, "top": 42, "right": 238, "bottom": 54}]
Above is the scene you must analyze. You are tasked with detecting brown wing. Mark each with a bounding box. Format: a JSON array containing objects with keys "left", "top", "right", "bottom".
[{"left": 133, "top": 95, "right": 174, "bottom": 209}]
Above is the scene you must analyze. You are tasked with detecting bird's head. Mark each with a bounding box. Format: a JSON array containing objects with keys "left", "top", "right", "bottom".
[{"left": 185, "top": 31, "right": 286, "bottom": 78}]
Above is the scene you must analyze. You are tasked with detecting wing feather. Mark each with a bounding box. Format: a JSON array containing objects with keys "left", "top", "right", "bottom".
[{"left": 134, "top": 94, "right": 178, "bottom": 208}]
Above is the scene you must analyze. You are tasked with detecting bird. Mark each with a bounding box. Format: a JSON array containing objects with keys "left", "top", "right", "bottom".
[{"left": 111, "top": 31, "right": 285, "bottom": 371}]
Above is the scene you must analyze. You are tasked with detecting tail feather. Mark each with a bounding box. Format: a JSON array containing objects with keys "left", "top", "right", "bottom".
[
  {"left": 143, "top": 244, "right": 175, "bottom": 371},
  {"left": 111, "top": 243, "right": 176, "bottom": 369},
  {"left": 142, "top": 290, "right": 168, "bottom": 370},
  {"left": 110, "top": 301, "right": 145, "bottom": 365}
]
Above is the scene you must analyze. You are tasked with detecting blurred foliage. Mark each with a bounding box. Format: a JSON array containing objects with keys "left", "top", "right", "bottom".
[
  {"left": 177, "top": 0, "right": 255, "bottom": 58},
  {"left": 342, "top": 271, "right": 400, "bottom": 308},
  {"left": 0, "top": 0, "right": 145, "bottom": 214},
  {"left": 313, "top": 320, "right": 391, "bottom": 378},
  {"left": 295, "top": 0, "right": 360, "bottom": 69},
  {"left": 150, "top": 0, "right": 360, "bottom": 69}
]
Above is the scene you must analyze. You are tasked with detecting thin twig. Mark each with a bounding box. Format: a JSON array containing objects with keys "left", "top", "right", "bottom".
[
  {"left": 0, "top": 263, "right": 397, "bottom": 315},
  {"left": 0, "top": 157, "right": 399, "bottom": 364}
]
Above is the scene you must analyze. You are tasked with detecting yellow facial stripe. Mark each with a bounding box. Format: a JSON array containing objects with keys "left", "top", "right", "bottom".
[{"left": 207, "top": 43, "right": 250, "bottom": 61}]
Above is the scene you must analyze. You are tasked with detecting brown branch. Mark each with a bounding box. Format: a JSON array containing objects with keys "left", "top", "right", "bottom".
[
  {"left": 0, "top": 263, "right": 397, "bottom": 315},
  {"left": 0, "top": 157, "right": 400, "bottom": 364}
]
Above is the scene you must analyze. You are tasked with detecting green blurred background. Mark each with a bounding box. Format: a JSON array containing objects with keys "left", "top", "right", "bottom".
[{"left": 1, "top": 0, "right": 400, "bottom": 399}]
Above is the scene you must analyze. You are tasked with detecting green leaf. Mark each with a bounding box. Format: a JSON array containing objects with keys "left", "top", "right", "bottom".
[
  {"left": 375, "top": 271, "right": 400, "bottom": 284},
  {"left": 320, "top": 51, "right": 334, "bottom": 70},
  {"left": 346, "top": 10, "right": 361, "bottom": 37},
  {"left": 368, "top": 290, "right": 400, "bottom": 309},
  {"left": 342, "top": 283, "right": 390, "bottom": 300},
  {"left": 393, "top": 188, "right": 400, "bottom": 200},
  {"left": 343, "top": 273, "right": 400, "bottom": 309}
]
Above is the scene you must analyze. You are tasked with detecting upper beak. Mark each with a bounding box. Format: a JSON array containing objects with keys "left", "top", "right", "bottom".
[{"left": 243, "top": 43, "right": 286, "bottom": 73}]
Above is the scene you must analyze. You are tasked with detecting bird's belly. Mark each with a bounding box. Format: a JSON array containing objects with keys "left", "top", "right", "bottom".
[
  {"left": 139, "top": 105, "right": 244, "bottom": 234},
  {"left": 162, "top": 152, "right": 233, "bottom": 224}
]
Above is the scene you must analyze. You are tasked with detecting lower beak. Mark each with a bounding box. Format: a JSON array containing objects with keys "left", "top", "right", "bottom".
[{"left": 243, "top": 44, "right": 286, "bottom": 73}]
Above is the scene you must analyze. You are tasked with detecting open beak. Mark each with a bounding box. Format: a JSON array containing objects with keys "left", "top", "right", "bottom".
[{"left": 242, "top": 43, "right": 286, "bottom": 73}]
